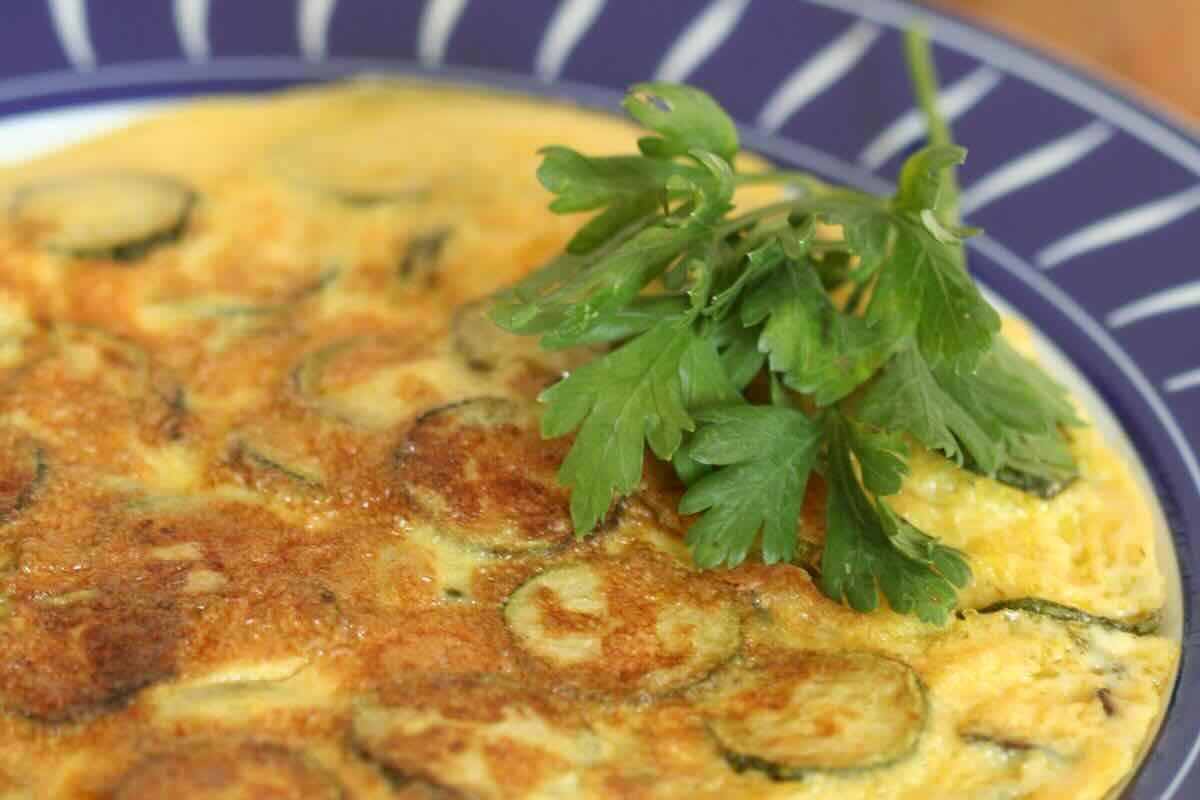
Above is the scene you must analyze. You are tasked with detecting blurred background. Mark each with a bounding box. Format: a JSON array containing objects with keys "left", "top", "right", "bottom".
[{"left": 932, "top": 0, "right": 1199, "bottom": 122}]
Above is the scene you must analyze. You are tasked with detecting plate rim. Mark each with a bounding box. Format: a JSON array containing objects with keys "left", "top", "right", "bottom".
[{"left": 0, "top": 1, "right": 1197, "bottom": 797}]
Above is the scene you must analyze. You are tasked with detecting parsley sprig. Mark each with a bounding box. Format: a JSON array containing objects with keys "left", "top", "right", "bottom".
[{"left": 491, "top": 30, "right": 1081, "bottom": 625}]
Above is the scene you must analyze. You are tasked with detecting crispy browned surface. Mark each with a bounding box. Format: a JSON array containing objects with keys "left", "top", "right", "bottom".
[
  {"left": 0, "top": 82, "right": 737, "bottom": 797},
  {"left": 0, "top": 428, "right": 40, "bottom": 522},
  {"left": 510, "top": 552, "right": 741, "bottom": 695},
  {"left": 353, "top": 673, "right": 590, "bottom": 798},
  {"left": 0, "top": 588, "right": 180, "bottom": 722},
  {"left": 701, "top": 651, "right": 925, "bottom": 771},
  {"left": 397, "top": 398, "right": 574, "bottom": 552},
  {"left": 112, "top": 742, "right": 342, "bottom": 800}
]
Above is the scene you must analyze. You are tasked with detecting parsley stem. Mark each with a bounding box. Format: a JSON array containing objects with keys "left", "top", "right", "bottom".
[
  {"left": 716, "top": 189, "right": 887, "bottom": 238},
  {"left": 713, "top": 201, "right": 796, "bottom": 235},
  {"left": 730, "top": 219, "right": 790, "bottom": 260},
  {"left": 904, "top": 25, "right": 961, "bottom": 224}
]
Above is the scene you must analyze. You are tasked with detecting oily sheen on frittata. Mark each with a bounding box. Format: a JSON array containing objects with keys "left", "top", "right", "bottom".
[{"left": 0, "top": 82, "right": 1177, "bottom": 799}]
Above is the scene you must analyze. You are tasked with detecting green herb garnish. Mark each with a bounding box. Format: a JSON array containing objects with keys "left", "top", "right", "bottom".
[{"left": 491, "top": 29, "right": 1081, "bottom": 625}]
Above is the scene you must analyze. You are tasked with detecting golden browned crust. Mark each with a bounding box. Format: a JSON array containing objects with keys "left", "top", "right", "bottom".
[
  {"left": 352, "top": 673, "right": 591, "bottom": 798},
  {"left": 505, "top": 552, "right": 743, "bottom": 695},
  {"left": 397, "top": 398, "right": 574, "bottom": 553},
  {"left": 112, "top": 741, "right": 342, "bottom": 800},
  {"left": 0, "top": 427, "right": 41, "bottom": 523},
  {"left": 0, "top": 588, "right": 180, "bottom": 722}
]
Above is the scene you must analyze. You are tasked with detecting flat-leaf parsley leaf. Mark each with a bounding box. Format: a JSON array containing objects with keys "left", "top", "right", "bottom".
[
  {"left": 679, "top": 405, "right": 822, "bottom": 569},
  {"left": 489, "top": 30, "right": 1082, "bottom": 624}
]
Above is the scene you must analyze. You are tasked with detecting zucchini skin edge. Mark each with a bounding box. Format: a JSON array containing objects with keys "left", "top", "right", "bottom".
[
  {"left": 975, "top": 597, "right": 1161, "bottom": 636},
  {"left": 11, "top": 176, "right": 198, "bottom": 263},
  {"left": 712, "top": 654, "right": 930, "bottom": 782},
  {"left": 960, "top": 458, "right": 1078, "bottom": 500},
  {"left": 500, "top": 561, "right": 743, "bottom": 698},
  {"left": 62, "top": 196, "right": 193, "bottom": 263},
  {"left": 0, "top": 443, "right": 47, "bottom": 525}
]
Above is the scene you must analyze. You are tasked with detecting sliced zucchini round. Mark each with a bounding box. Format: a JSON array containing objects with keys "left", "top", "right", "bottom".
[
  {"left": 351, "top": 672, "right": 596, "bottom": 798},
  {"left": 702, "top": 651, "right": 927, "bottom": 780},
  {"left": 114, "top": 742, "right": 342, "bottom": 800},
  {"left": 959, "top": 730, "right": 1054, "bottom": 758},
  {"left": 397, "top": 398, "right": 573, "bottom": 554},
  {"left": 138, "top": 271, "right": 341, "bottom": 347},
  {"left": 0, "top": 592, "right": 179, "bottom": 721},
  {"left": 0, "top": 430, "right": 45, "bottom": 524},
  {"left": 451, "top": 299, "right": 511, "bottom": 373},
  {"left": 148, "top": 268, "right": 341, "bottom": 322},
  {"left": 66, "top": 324, "right": 187, "bottom": 440},
  {"left": 226, "top": 434, "right": 326, "bottom": 498},
  {"left": 7, "top": 325, "right": 185, "bottom": 444},
  {"left": 961, "top": 458, "right": 1077, "bottom": 500},
  {"left": 293, "top": 338, "right": 347, "bottom": 399},
  {"left": 450, "top": 298, "right": 595, "bottom": 378},
  {"left": 11, "top": 173, "right": 194, "bottom": 262},
  {"left": 290, "top": 334, "right": 467, "bottom": 428},
  {"left": 398, "top": 227, "right": 452, "bottom": 283},
  {"left": 272, "top": 131, "right": 429, "bottom": 207},
  {"left": 452, "top": 299, "right": 552, "bottom": 374},
  {"left": 991, "top": 464, "right": 1077, "bottom": 499},
  {"left": 149, "top": 656, "right": 340, "bottom": 726},
  {"left": 957, "top": 690, "right": 1079, "bottom": 763},
  {"left": 503, "top": 557, "right": 741, "bottom": 695},
  {"left": 977, "top": 597, "right": 1160, "bottom": 636}
]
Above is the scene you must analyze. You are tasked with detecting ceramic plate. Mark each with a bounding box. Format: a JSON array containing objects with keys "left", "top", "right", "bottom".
[{"left": 1, "top": 2, "right": 1196, "bottom": 796}]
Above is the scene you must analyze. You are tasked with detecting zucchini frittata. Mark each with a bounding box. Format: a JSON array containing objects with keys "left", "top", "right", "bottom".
[{"left": 0, "top": 82, "right": 1178, "bottom": 800}]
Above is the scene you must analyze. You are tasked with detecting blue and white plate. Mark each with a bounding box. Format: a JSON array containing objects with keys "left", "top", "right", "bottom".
[{"left": 2, "top": 2, "right": 1197, "bottom": 796}]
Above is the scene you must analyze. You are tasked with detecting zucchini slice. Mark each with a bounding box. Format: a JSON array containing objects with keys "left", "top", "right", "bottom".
[
  {"left": 352, "top": 673, "right": 597, "bottom": 798},
  {"left": 450, "top": 298, "right": 598, "bottom": 380},
  {"left": 139, "top": 270, "right": 340, "bottom": 341},
  {"left": 702, "top": 652, "right": 927, "bottom": 780},
  {"left": 503, "top": 557, "right": 741, "bottom": 695},
  {"left": 398, "top": 227, "right": 452, "bottom": 281},
  {"left": 396, "top": 398, "right": 574, "bottom": 554},
  {"left": 0, "top": 591, "right": 180, "bottom": 721},
  {"left": 960, "top": 730, "right": 1059, "bottom": 759},
  {"left": 960, "top": 438, "right": 1078, "bottom": 499},
  {"left": 977, "top": 597, "right": 1160, "bottom": 636},
  {"left": 291, "top": 337, "right": 359, "bottom": 422},
  {"left": 6, "top": 325, "right": 185, "bottom": 444},
  {"left": 451, "top": 299, "right": 510, "bottom": 372},
  {"left": 990, "top": 465, "right": 1076, "bottom": 499},
  {"left": 64, "top": 324, "right": 187, "bottom": 440},
  {"left": 149, "top": 657, "right": 339, "bottom": 725},
  {"left": 272, "top": 131, "right": 429, "bottom": 207},
  {"left": 11, "top": 174, "right": 194, "bottom": 261},
  {"left": 0, "top": 431, "right": 45, "bottom": 524},
  {"left": 114, "top": 742, "right": 342, "bottom": 800},
  {"left": 452, "top": 299, "right": 557, "bottom": 374},
  {"left": 290, "top": 334, "right": 470, "bottom": 428},
  {"left": 226, "top": 435, "right": 326, "bottom": 498},
  {"left": 962, "top": 459, "right": 1077, "bottom": 500},
  {"left": 155, "top": 269, "right": 340, "bottom": 321}
]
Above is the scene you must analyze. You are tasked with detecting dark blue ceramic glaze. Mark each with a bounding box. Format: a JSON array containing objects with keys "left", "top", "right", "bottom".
[{"left": 2, "top": 2, "right": 1196, "bottom": 795}]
